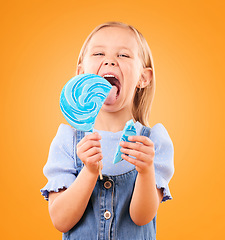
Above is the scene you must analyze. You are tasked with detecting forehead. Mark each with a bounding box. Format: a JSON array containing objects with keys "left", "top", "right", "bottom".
[{"left": 87, "top": 26, "right": 139, "bottom": 51}]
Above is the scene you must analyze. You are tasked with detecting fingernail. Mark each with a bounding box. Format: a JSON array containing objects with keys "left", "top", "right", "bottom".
[
  {"left": 119, "top": 141, "right": 124, "bottom": 146},
  {"left": 94, "top": 132, "right": 101, "bottom": 138}
]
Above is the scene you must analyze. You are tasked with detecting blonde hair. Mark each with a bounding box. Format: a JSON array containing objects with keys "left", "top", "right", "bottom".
[{"left": 77, "top": 21, "right": 155, "bottom": 127}]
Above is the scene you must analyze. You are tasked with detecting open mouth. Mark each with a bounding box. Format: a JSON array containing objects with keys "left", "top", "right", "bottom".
[{"left": 102, "top": 74, "right": 121, "bottom": 97}]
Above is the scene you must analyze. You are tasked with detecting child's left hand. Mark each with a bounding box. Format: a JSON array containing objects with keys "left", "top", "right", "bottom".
[{"left": 120, "top": 136, "right": 155, "bottom": 174}]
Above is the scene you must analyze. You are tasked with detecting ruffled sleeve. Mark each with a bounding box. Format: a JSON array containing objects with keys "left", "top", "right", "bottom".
[
  {"left": 40, "top": 124, "right": 77, "bottom": 201},
  {"left": 150, "top": 123, "right": 174, "bottom": 202}
]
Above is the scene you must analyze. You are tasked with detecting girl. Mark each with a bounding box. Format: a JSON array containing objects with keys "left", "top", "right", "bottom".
[{"left": 41, "top": 22, "right": 174, "bottom": 240}]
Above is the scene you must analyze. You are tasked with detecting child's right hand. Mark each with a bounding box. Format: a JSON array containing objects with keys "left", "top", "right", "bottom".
[{"left": 76, "top": 132, "right": 103, "bottom": 175}]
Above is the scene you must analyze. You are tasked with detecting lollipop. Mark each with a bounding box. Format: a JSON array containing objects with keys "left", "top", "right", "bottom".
[
  {"left": 60, "top": 73, "right": 113, "bottom": 179},
  {"left": 60, "top": 73, "right": 112, "bottom": 132},
  {"left": 113, "top": 119, "right": 137, "bottom": 164}
]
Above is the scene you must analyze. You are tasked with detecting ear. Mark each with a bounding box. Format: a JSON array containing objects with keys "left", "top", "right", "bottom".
[
  {"left": 138, "top": 68, "right": 153, "bottom": 88},
  {"left": 76, "top": 64, "right": 85, "bottom": 75}
]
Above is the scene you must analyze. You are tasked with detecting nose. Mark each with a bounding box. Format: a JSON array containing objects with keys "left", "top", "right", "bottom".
[{"left": 104, "top": 59, "right": 117, "bottom": 66}]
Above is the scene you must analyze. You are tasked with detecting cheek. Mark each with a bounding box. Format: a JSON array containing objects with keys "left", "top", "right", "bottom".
[
  {"left": 82, "top": 58, "right": 101, "bottom": 73},
  {"left": 123, "top": 63, "right": 141, "bottom": 85}
]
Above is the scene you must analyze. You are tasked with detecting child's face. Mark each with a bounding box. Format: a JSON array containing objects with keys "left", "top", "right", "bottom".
[{"left": 78, "top": 26, "right": 144, "bottom": 113}]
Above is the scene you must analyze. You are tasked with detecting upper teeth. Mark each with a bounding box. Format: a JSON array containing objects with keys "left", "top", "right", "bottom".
[{"left": 103, "top": 74, "right": 116, "bottom": 78}]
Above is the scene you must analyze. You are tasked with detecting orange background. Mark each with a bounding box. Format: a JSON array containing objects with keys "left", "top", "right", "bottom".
[{"left": 1, "top": 0, "right": 224, "bottom": 239}]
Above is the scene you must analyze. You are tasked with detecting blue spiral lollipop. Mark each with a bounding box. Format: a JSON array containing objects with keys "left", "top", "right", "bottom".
[
  {"left": 60, "top": 73, "right": 112, "bottom": 132},
  {"left": 113, "top": 119, "right": 137, "bottom": 164}
]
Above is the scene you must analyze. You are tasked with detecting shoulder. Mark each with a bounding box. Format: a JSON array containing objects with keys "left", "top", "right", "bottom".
[
  {"left": 140, "top": 122, "right": 172, "bottom": 143},
  {"left": 150, "top": 123, "right": 174, "bottom": 152},
  {"left": 55, "top": 123, "right": 76, "bottom": 138},
  {"left": 56, "top": 123, "right": 76, "bottom": 136},
  {"left": 51, "top": 123, "right": 77, "bottom": 147},
  {"left": 151, "top": 123, "right": 170, "bottom": 135}
]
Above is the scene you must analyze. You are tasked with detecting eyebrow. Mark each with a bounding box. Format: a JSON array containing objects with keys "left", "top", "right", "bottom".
[
  {"left": 90, "top": 45, "right": 133, "bottom": 52},
  {"left": 90, "top": 45, "right": 104, "bottom": 49}
]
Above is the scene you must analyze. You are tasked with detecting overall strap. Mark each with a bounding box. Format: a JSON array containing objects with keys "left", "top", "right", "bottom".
[
  {"left": 74, "top": 130, "right": 85, "bottom": 172},
  {"left": 140, "top": 125, "right": 151, "bottom": 137}
]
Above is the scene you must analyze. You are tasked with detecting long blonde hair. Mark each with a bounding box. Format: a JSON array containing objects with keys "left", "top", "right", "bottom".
[{"left": 76, "top": 21, "right": 155, "bottom": 126}]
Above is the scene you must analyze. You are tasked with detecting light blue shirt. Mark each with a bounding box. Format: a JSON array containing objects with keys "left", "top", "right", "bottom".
[{"left": 41, "top": 122, "right": 174, "bottom": 202}]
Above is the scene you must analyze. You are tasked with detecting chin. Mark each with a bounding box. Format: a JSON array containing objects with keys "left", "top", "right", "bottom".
[{"left": 101, "top": 103, "right": 119, "bottom": 113}]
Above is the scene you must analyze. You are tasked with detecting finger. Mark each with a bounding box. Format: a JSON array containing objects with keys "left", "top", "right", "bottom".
[
  {"left": 120, "top": 141, "right": 154, "bottom": 155},
  {"left": 121, "top": 154, "right": 146, "bottom": 169},
  {"left": 83, "top": 147, "right": 102, "bottom": 159},
  {"left": 78, "top": 139, "right": 101, "bottom": 154},
  {"left": 120, "top": 148, "right": 152, "bottom": 161},
  {"left": 84, "top": 153, "right": 103, "bottom": 166},
  {"left": 128, "top": 135, "right": 153, "bottom": 146},
  {"left": 77, "top": 132, "right": 101, "bottom": 148}
]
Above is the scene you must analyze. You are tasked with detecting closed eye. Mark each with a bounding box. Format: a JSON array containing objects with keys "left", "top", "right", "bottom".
[
  {"left": 93, "top": 53, "right": 104, "bottom": 56},
  {"left": 118, "top": 54, "right": 130, "bottom": 58}
]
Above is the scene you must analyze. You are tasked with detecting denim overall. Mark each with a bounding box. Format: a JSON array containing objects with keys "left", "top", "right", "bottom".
[{"left": 63, "top": 126, "right": 157, "bottom": 240}]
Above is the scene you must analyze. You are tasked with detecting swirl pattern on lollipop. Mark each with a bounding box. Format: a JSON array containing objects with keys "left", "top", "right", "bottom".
[
  {"left": 113, "top": 119, "right": 137, "bottom": 164},
  {"left": 60, "top": 73, "right": 112, "bottom": 132}
]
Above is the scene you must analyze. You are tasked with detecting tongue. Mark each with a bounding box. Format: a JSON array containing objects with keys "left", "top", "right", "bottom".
[{"left": 104, "top": 86, "right": 118, "bottom": 105}]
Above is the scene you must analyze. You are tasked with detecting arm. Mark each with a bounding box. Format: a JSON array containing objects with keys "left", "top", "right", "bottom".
[
  {"left": 48, "top": 132, "right": 103, "bottom": 233},
  {"left": 120, "top": 135, "right": 163, "bottom": 226},
  {"left": 129, "top": 167, "right": 163, "bottom": 226}
]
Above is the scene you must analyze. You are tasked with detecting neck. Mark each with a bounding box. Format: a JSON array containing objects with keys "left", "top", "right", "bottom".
[{"left": 94, "top": 108, "right": 134, "bottom": 132}]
